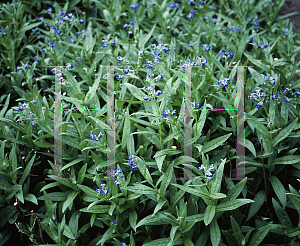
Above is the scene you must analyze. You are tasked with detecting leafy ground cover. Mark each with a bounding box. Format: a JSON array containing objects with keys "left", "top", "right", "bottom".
[{"left": 0, "top": 0, "right": 300, "bottom": 245}]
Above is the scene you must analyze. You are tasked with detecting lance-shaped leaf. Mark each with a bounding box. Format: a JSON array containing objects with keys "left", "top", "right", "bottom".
[
  {"left": 272, "top": 118, "right": 298, "bottom": 148},
  {"left": 216, "top": 199, "right": 254, "bottom": 212}
]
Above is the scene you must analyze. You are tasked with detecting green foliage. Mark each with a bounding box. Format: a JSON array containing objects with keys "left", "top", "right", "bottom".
[{"left": 0, "top": 0, "right": 300, "bottom": 245}]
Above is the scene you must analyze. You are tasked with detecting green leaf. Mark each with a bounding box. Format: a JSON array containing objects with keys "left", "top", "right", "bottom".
[
  {"left": 0, "top": 205, "right": 16, "bottom": 228},
  {"left": 272, "top": 155, "right": 300, "bottom": 165},
  {"left": 9, "top": 146, "right": 17, "bottom": 182},
  {"left": 210, "top": 219, "right": 221, "bottom": 246},
  {"left": 62, "top": 190, "right": 79, "bottom": 213},
  {"left": 38, "top": 191, "right": 67, "bottom": 202},
  {"left": 155, "top": 155, "right": 166, "bottom": 173},
  {"left": 33, "top": 140, "right": 52, "bottom": 148},
  {"left": 129, "top": 210, "right": 137, "bottom": 230},
  {"left": 244, "top": 139, "right": 256, "bottom": 157},
  {"left": 230, "top": 215, "right": 243, "bottom": 246},
  {"left": 248, "top": 68, "right": 264, "bottom": 85},
  {"left": 246, "top": 190, "right": 265, "bottom": 221},
  {"left": 121, "top": 108, "right": 131, "bottom": 150},
  {"left": 84, "top": 66, "right": 101, "bottom": 105},
  {"left": 268, "top": 176, "right": 286, "bottom": 208},
  {"left": 19, "top": 154, "right": 36, "bottom": 186},
  {"left": 272, "top": 118, "right": 298, "bottom": 148},
  {"left": 135, "top": 213, "right": 169, "bottom": 231},
  {"left": 216, "top": 199, "right": 254, "bottom": 212},
  {"left": 202, "top": 133, "right": 232, "bottom": 154},
  {"left": 139, "top": 24, "right": 156, "bottom": 50},
  {"left": 121, "top": 183, "right": 157, "bottom": 196},
  {"left": 204, "top": 205, "right": 216, "bottom": 226},
  {"left": 226, "top": 177, "right": 247, "bottom": 201},
  {"left": 136, "top": 157, "right": 153, "bottom": 185},
  {"left": 244, "top": 53, "right": 270, "bottom": 71},
  {"left": 272, "top": 198, "right": 293, "bottom": 227},
  {"left": 285, "top": 227, "right": 300, "bottom": 237},
  {"left": 0, "top": 94, "right": 10, "bottom": 118},
  {"left": 152, "top": 200, "right": 166, "bottom": 217},
  {"left": 79, "top": 205, "right": 110, "bottom": 213},
  {"left": 24, "top": 194, "right": 38, "bottom": 205},
  {"left": 210, "top": 158, "right": 226, "bottom": 194},
  {"left": 171, "top": 183, "right": 211, "bottom": 200},
  {"left": 143, "top": 237, "right": 183, "bottom": 246},
  {"left": 248, "top": 222, "right": 272, "bottom": 246},
  {"left": 171, "top": 180, "right": 193, "bottom": 209},
  {"left": 61, "top": 159, "right": 83, "bottom": 171},
  {"left": 160, "top": 161, "right": 174, "bottom": 197},
  {"left": 77, "top": 163, "right": 87, "bottom": 185},
  {"left": 20, "top": 22, "right": 41, "bottom": 33},
  {"left": 124, "top": 83, "right": 146, "bottom": 101}
]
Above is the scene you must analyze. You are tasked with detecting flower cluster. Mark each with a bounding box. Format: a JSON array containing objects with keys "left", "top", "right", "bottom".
[
  {"left": 186, "top": 9, "right": 195, "bottom": 20},
  {"left": 228, "top": 27, "right": 242, "bottom": 32},
  {"left": 258, "top": 42, "right": 269, "bottom": 49},
  {"left": 283, "top": 27, "right": 293, "bottom": 36},
  {"left": 191, "top": 101, "right": 201, "bottom": 110},
  {"left": 202, "top": 44, "right": 211, "bottom": 51},
  {"left": 123, "top": 20, "right": 135, "bottom": 35},
  {"left": 262, "top": 75, "right": 276, "bottom": 86},
  {"left": 199, "top": 164, "right": 217, "bottom": 179},
  {"left": 130, "top": 3, "right": 139, "bottom": 9},
  {"left": 101, "top": 39, "right": 115, "bottom": 47},
  {"left": 217, "top": 78, "right": 231, "bottom": 87},
  {"left": 163, "top": 108, "right": 176, "bottom": 117},
  {"left": 143, "top": 85, "right": 163, "bottom": 101},
  {"left": 220, "top": 51, "right": 233, "bottom": 60},
  {"left": 90, "top": 132, "right": 103, "bottom": 141},
  {"left": 121, "top": 243, "right": 130, "bottom": 246},
  {"left": 96, "top": 182, "right": 109, "bottom": 195},
  {"left": 248, "top": 88, "right": 267, "bottom": 108},
  {"left": 167, "top": 3, "right": 180, "bottom": 8},
  {"left": 0, "top": 29, "right": 7, "bottom": 36},
  {"left": 127, "top": 154, "right": 139, "bottom": 170},
  {"left": 16, "top": 63, "right": 28, "bottom": 71},
  {"left": 246, "top": 14, "right": 259, "bottom": 27},
  {"left": 189, "top": 40, "right": 197, "bottom": 47},
  {"left": 110, "top": 168, "right": 125, "bottom": 187}
]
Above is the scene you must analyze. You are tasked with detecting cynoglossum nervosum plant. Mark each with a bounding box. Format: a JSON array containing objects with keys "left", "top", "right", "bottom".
[{"left": 0, "top": 0, "right": 300, "bottom": 245}]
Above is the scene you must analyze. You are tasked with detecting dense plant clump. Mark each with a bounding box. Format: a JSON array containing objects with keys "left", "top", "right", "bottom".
[{"left": 0, "top": 0, "right": 300, "bottom": 245}]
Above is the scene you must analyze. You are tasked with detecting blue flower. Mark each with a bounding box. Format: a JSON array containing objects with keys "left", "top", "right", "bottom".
[
  {"left": 70, "top": 64, "right": 74, "bottom": 69},
  {"left": 286, "top": 98, "right": 290, "bottom": 103},
  {"left": 60, "top": 10, "right": 65, "bottom": 16},
  {"left": 90, "top": 134, "right": 98, "bottom": 141},
  {"left": 212, "top": 18, "right": 218, "bottom": 24},
  {"left": 152, "top": 3, "right": 156, "bottom": 6},
  {"left": 204, "top": 15, "right": 209, "bottom": 20},
  {"left": 250, "top": 37, "right": 253, "bottom": 42},
  {"left": 29, "top": 112, "right": 34, "bottom": 118},
  {"left": 220, "top": 51, "right": 225, "bottom": 59},
  {"left": 47, "top": 7, "right": 53, "bottom": 13},
  {"left": 202, "top": 44, "right": 211, "bottom": 51},
  {"left": 24, "top": 64, "right": 28, "bottom": 69},
  {"left": 76, "top": 57, "right": 82, "bottom": 62},
  {"left": 117, "top": 56, "right": 123, "bottom": 62},
  {"left": 198, "top": 1, "right": 203, "bottom": 5},
  {"left": 41, "top": 48, "right": 45, "bottom": 53},
  {"left": 254, "top": 21, "right": 260, "bottom": 27},
  {"left": 246, "top": 18, "right": 250, "bottom": 23},
  {"left": 123, "top": 69, "right": 129, "bottom": 74},
  {"left": 112, "top": 220, "right": 117, "bottom": 224},
  {"left": 101, "top": 40, "right": 107, "bottom": 47},
  {"left": 228, "top": 27, "right": 234, "bottom": 32},
  {"left": 30, "top": 121, "right": 36, "bottom": 126},
  {"left": 156, "top": 90, "right": 163, "bottom": 96},
  {"left": 123, "top": 23, "right": 128, "bottom": 28},
  {"left": 153, "top": 57, "right": 159, "bottom": 63},
  {"left": 69, "top": 37, "right": 75, "bottom": 43},
  {"left": 258, "top": 43, "right": 263, "bottom": 48},
  {"left": 76, "top": 31, "right": 80, "bottom": 35},
  {"left": 296, "top": 92, "right": 300, "bottom": 97},
  {"left": 236, "top": 27, "right": 242, "bottom": 32},
  {"left": 78, "top": 20, "right": 84, "bottom": 25},
  {"left": 31, "top": 100, "right": 36, "bottom": 104},
  {"left": 82, "top": 35, "right": 86, "bottom": 40},
  {"left": 256, "top": 102, "right": 263, "bottom": 109},
  {"left": 130, "top": 3, "right": 139, "bottom": 9},
  {"left": 17, "top": 106, "right": 23, "bottom": 112},
  {"left": 283, "top": 87, "right": 290, "bottom": 93},
  {"left": 271, "top": 94, "right": 279, "bottom": 99},
  {"left": 130, "top": 20, "right": 135, "bottom": 25},
  {"left": 264, "top": 42, "right": 269, "bottom": 48},
  {"left": 16, "top": 66, "right": 21, "bottom": 71},
  {"left": 146, "top": 85, "right": 153, "bottom": 91},
  {"left": 38, "top": 16, "right": 44, "bottom": 21},
  {"left": 67, "top": 13, "right": 73, "bottom": 17},
  {"left": 51, "top": 25, "right": 56, "bottom": 29},
  {"left": 56, "top": 29, "right": 62, "bottom": 35}
]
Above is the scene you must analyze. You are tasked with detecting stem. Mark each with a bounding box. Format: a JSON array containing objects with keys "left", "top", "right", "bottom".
[{"left": 260, "top": 138, "right": 269, "bottom": 212}]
